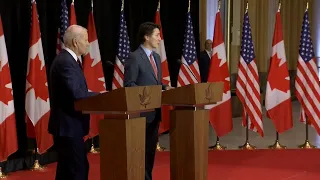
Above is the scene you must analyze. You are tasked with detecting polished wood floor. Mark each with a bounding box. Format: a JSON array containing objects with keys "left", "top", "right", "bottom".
[{"left": 158, "top": 100, "right": 320, "bottom": 150}]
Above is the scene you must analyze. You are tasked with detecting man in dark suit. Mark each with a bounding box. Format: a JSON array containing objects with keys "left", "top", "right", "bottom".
[
  {"left": 48, "top": 25, "right": 97, "bottom": 180},
  {"left": 199, "top": 39, "right": 212, "bottom": 82},
  {"left": 124, "top": 22, "right": 173, "bottom": 180}
]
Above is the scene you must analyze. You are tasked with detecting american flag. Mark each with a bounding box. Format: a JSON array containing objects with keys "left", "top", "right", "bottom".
[
  {"left": 56, "top": 0, "right": 69, "bottom": 54},
  {"left": 236, "top": 11, "right": 263, "bottom": 137},
  {"left": 295, "top": 9, "right": 320, "bottom": 134},
  {"left": 112, "top": 9, "right": 130, "bottom": 89},
  {"left": 177, "top": 12, "right": 200, "bottom": 86}
]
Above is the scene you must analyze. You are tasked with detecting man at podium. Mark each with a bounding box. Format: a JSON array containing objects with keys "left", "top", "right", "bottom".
[
  {"left": 124, "top": 22, "right": 173, "bottom": 180},
  {"left": 48, "top": 25, "right": 98, "bottom": 180}
]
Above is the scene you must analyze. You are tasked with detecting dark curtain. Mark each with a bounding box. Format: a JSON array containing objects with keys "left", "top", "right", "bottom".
[{"left": 0, "top": 0, "right": 199, "bottom": 162}]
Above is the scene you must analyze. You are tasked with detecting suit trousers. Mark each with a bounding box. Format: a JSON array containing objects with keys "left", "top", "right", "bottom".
[
  {"left": 54, "top": 136, "right": 89, "bottom": 180},
  {"left": 145, "top": 119, "right": 160, "bottom": 180}
]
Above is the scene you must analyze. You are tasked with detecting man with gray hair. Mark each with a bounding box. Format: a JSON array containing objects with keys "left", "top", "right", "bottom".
[{"left": 49, "top": 25, "right": 98, "bottom": 180}]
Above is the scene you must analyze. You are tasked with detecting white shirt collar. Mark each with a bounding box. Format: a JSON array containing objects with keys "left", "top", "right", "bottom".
[
  {"left": 64, "top": 47, "right": 80, "bottom": 62},
  {"left": 140, "top": 45, "right": 153, "bottom": 58}
]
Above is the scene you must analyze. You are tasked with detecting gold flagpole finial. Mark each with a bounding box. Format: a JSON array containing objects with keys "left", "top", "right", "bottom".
[
  {"left": 157, "top": 0, "right": 160, "bottom": 10},
  {"left": 121, "top": 0, "right": 124, "bottom": 11},
  {"left": 278, "top": 0, "right": 281, "bottom": 11},
  {"left": 306, "top": 1, "right": 309, "bottom": 10},
  {"left": 91, "top": 0, "right": 93, "bottom": 11},
  {"left": 246, "top": 1, "right": 248, "bottom": 11},
  {"left": 188, "top": 0, "right": 191, "bottom": 12},
  {"left": 218, "top": 0, "right": 221, "bottom": 11}
]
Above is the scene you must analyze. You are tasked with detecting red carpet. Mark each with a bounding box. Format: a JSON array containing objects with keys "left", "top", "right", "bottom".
[{"left": 5, "top": 149, "right": 320, "bottom": 180}]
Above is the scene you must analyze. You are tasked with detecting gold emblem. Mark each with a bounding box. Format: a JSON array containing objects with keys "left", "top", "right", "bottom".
[
  {"left": 139, "top": 87, "right": 151, "bottom": 108},
  {"left": 205, "top": 83, "right": 213, "bottom": 102}
]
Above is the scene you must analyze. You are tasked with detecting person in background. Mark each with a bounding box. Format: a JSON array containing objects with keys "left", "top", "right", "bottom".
[{"left": 199, "top": 39, "right": 212, "bottom": 82}]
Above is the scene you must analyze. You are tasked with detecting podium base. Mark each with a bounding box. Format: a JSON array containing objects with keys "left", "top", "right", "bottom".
[
  {"left": 100, "top": 117, "right": 146, "bottom": 180},
  {"left": 170, "top": 109, "right": 209, "bottom": 180}
]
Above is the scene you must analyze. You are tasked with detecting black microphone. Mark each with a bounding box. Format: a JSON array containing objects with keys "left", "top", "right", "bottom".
[
  {"left": 177, "top": 59, "right": 198, "bottom": 82},
  {"left": 106, "top": 61, "right": 114, "bottom": 66}
]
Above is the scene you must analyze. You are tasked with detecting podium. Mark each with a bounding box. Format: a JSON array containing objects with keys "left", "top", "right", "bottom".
[
  {"left": 162, "top": 82, "right": 224, "bottom": 180},
  {"left": 75, "top": 85, "right": 162, "bottom": 180}
]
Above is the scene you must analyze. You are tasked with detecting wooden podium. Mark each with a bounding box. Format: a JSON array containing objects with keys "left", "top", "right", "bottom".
[
  {"left": 75, "top": 85, "right": 162, "bottom": 180},
  {"left": 162, "top": 82, "right": 224, "bottom": 180}
]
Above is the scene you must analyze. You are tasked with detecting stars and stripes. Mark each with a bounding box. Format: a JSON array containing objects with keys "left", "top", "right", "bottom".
[
  {"left": 56, "top": 0, "right": 69, "bottom": 54},
  {"left": 177, "top": 12, "right": 200, "bottom": 86},
  {"left": 112, "top": 9, "right": 130, "bottom": 89},
  {"left": 295, "top": 9, "right": 320, "bottom": 134},
  {"left": 236, "top": 11, "right": 263, "bottom": 137}
]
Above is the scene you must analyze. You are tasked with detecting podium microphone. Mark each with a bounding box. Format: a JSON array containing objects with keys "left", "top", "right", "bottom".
[
  {"left": 177, "top": 59, "right": 198, "bottom": 82},
  {"left": 106, "top": 61, "right": 114, "bottom": 66}
]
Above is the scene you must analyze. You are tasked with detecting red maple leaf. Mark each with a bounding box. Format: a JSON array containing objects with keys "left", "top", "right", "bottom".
[
  {"left": 0, "top": 61, "right": 13, "bottom": 105},
  {"left": 83, "top": 56, "right": 105, "bottom": 92},
  {"left": 208, "top": 53, "right": 230, "bottom": 93},
  {"left": 268, "top": 53, "right": 289, "bottom": 92},
  {"left": 26, "top": 54, "right": 49, "bottom": 101}
]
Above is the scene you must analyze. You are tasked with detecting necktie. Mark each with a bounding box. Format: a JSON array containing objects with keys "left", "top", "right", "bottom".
[
  {"left": 149, "top": 54, "right": 158, "bottom": 78},
  {"left": 77, "top": 59, "right": 82, "bottom": 70}
]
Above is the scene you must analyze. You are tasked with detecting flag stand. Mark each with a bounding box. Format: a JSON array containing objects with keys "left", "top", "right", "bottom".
[
  {"left": 209, "top": 136, "right": 226, "bottom": 150},
  {"left": 89, "top": 137, "right": 99, "bottom": 153},
  {"left": 239, "top": 116, "right": 255, "bottom": 150},
  {"left": 31, "top": 146, "right": 44, "bottom": 171},
  {"left": 0, "top": 167, "right": 7, "bottom": 179},
  {"left": 268, "top": 132, "right": 286, "bottom": 149},
  {"left": 156, "top": 141, "right": 165, "bottom": 151},
  {"left": 298, "top": 120, "right": 316, "bottom": 149}
]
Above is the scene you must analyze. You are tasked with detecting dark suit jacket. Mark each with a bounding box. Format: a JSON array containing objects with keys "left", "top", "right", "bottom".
[
  {"left": 124, "top": 46, "right": 167, "bottom": 122},
  {"left": 48, "top": 49, "right": 96, "bottom": 138},
  {"left": 199, "top": 50, "right": 211, "bottom": 82}
]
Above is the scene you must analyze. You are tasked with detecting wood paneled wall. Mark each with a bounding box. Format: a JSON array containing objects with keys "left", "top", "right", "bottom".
[{"left": 199, "top": 0, "right": 315, "bottom": 73}]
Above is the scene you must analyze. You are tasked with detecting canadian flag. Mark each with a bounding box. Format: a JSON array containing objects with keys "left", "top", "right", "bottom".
[
  {"left": 25, "top": 0, "right": 53, "bottom": 154},
  {"left": 154, "top": 5, "right": 172, "bottom": 134},
  {"left": 265, "top": 10, "right": 293, "bottom": 133},
  {"left": 204, "top": 10, "right": 232, "bottom": 137},
  {"left": 0, "top": 16, "right": 18, "bottom": 162},
  {"left": 83, "top": 9, "right": 106, "bottom": 138},
  {"left": 69, "top": 1, "right": 77, "bottom": 26}
]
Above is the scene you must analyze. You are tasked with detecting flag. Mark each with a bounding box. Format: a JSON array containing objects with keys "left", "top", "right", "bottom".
[
  {"left": 69, "top": 1, "right": 77, "bottom": 25},
  {"left": 265, "top": 10, "right": 292, "bottom": 133},
  {"left": 112, "top": 8, "right": 130, "bottom": 89},
  {"left": 154, "top": 4, "right": 172, "bottom": 134},
  {"left": 0, "top": 16, "right": 18, "bottom": 162},
  {"left": 25, "top": 0, "right": 53, "bottom": 154},
  {"left": 295, "top": 9, "right": 320, "bottom": 134},
  {"left": 177, "top": 11, "right": 200, "bottom": 87},
  {"left": 56, "top": 0, "right": 69, "bottom": 55},
  {"left": 83, "top": 9, "right": 106, "bottom": 138},
  {"left": 236, "top": 10, "right": 263, "bottom": 137},
  {"left": 204, "top": 10, "right": 232, "bottom": 137}
]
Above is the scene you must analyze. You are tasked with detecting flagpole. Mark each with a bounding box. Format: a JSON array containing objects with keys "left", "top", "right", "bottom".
[
  {"left": 297, "top": 1, "right": 316, "bottom": 150},
  {"left": 154, "top": 0, "right": 166, "bottom": 152},
  {"left": 238, "top": 1, "right": 255, "bottom": 150},
  {"left": 31, "top": 142, "right": 44, "bottom": 171},
  {"left": 210, "top": 0, "right": 227, "bottom": 151},
  {"left": 298, "top": 118, "right": 316, "bottom": 149},
  {"left": 268, "top": 0, "right": 286, "bottom": 150}
]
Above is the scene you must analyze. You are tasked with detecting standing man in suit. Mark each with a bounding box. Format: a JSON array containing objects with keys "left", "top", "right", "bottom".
[
  {"left": 199, "top": 39, "right": 212, "bottom": 82},
  {"left": 124, "top": 22, "right": 173, "bottom": 180},
  {"left": 49, "top": 25, "right": 97, "bottom": 180}
]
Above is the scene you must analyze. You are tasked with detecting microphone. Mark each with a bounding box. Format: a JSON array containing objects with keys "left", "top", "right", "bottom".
[
  {"left": 177, "top": 59, "right": 198, "bottom": 82},
  {"left": 106, "top": 61, "right": 114, "bottom": 66}
]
